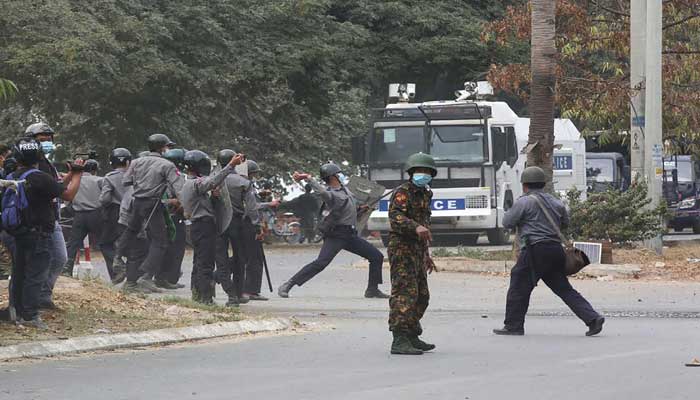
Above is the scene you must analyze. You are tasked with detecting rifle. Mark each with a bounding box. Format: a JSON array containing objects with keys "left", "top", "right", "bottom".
[{"left": 137, "top": 186, "right": 169, "bottom": 239}]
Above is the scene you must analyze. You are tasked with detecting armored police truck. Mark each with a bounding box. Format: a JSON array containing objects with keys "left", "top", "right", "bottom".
[{"left": 352, "top": 83, "right": 521, "bottom": 246}]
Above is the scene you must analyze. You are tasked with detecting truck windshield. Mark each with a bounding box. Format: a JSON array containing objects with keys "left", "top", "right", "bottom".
[
  {"left": 430, "top": 125, "right": 485, "bottom": 163},
  {"left": 586, "top": 159, "right": 614, "bottom": 182},
  {"left": 370, "top": 126, "right": 424, "bottom": 163}
]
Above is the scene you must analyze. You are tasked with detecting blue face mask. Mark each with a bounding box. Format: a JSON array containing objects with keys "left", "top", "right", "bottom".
[
  {"left": 40, "top": 141, "right": 55, "bottom": 155},
  {"left": 412, "top": 173, "right": 432, "bottom": 187}
]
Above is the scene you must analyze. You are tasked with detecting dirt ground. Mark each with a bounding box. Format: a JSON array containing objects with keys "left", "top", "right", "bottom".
[{"left": 0, "top": 277, "right": 242, "bottom": 347}]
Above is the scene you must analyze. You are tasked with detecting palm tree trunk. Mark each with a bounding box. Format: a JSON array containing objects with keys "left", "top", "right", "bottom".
[{"left": 528, "top": 0, "right": 557, "bottom": 191}]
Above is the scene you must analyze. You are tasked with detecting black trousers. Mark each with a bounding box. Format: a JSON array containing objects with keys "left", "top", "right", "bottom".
[
  {"left": 126, "top": 233, "right": 149, "bottom": 283},
  {"left": 215, "top": 215, "right": 247, "bottom": 298},
  {"left": 289, "top": 226, "right": 383, "bottom": 287},
  {"left": 156, "top": 217, "right": 186, "bottom": 284},
  {"left": 123, "top": 198, "right": 168, "bottom": 276},
  {"left": 99, "top": 204, "right": 124, "bottom": 277},
  {"left": 242, "top": 218, "right": 265, "bottom": 295},
  {"left": 12, "top": 232, "right": 52, "bottom": 320},
  {"left": 66, "top": 210, "right": 103, "bottom": 272},
  {"left": 504, "top": 242, "right": 601, "bottom": 329},
  {"left": 191, "top": 217, "right": 217, "bottom": 296}
]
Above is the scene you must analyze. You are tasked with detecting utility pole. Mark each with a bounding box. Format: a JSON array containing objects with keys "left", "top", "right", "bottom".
[
  {"left": 644, "top": 0, "right": 664, "bottom": 254},
  {"left": 630, "top": 0, "right": 646, "bottom": 182}
]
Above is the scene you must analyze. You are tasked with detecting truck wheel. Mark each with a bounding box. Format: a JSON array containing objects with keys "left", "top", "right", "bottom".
[
  {"left": 487, "top": 229, "right": 509, "bottom": 245},
  {"left": 693, "top": 221, "right": 700, "bottom": 234},
  {"left": 461, "top": 234, "right": 479, "bottom": 246},
  {"left": 674, "top": 227, "right": 684, "bottom": 233}
]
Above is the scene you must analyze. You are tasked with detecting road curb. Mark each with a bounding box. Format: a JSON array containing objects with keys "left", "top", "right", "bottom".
[{"left": 0, "top": 318, "right": 292, "bottom": 362}]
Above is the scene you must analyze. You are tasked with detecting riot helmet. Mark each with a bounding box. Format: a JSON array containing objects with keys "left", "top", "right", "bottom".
[
  {"left": 405, "top": 152, "right": 437, "bottom": 177},
  {"left": 12, "top": 138, "right": 44, "bottom": 166},
  {"left": 109, "top": 148, "right": 132, "bottom": 167},
  {"left": 164, "top": 148, "right": 187, "bottom": 170},
  {"left": 184, "top": 150, "right": 212, "bottom": 176},
  {"left": 147, "top": 133, "right": 175, "bottom": 152}
]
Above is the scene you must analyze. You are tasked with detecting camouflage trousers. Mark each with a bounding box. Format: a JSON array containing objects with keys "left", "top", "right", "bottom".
[{"left": 388, "top": 239, "right": 429, "bottom": 335}]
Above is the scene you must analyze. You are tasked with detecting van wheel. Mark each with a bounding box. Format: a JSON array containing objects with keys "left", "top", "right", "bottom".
[
  {"left": 487, "top": 229, "right": 509, "bottom": 245},
  {"left": 461, "top": 235, "right": 479, "bottom": 246}
]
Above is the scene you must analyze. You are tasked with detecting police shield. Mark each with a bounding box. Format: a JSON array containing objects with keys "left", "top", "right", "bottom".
[{"left": 345, "top": 175, "right": 386, "bottom": 233}]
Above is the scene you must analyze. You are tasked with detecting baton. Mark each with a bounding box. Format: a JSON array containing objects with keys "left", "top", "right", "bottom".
[{"left": 259, "top": 241, "right": 273, "bottom": 293}]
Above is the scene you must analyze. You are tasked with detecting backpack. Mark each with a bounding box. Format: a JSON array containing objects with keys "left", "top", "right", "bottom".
[{"left": 1, "top": 169, "right": 40, "bottom": 236}]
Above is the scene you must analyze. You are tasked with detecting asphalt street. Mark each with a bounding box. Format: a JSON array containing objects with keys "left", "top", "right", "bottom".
[{"left": 2, "top": 244, "right": 700, "bottom": 400}]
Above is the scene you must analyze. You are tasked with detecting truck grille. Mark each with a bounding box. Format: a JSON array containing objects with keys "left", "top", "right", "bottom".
[{"left": 465, "top": 195, "right": 489, "bottom": 209}]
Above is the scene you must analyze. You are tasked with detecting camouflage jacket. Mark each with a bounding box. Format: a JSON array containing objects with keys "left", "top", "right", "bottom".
[{"left": 388, "top": 181, "right": 432, "bottom": 243}]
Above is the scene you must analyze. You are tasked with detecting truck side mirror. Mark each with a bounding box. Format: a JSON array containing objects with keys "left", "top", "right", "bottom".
[{"left": 351, "top": 136, "right": 366, "bottom": 165}]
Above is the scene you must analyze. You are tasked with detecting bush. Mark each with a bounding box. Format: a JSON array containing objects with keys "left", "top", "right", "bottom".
[{"left": 566, "top": 180, "right": 668, "bottom": 244}]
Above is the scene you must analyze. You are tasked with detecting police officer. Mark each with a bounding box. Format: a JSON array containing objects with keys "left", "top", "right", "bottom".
[
  {"left": 278, "top": 163, "right": 388, "bottom": 299},
  {"left": 64, "top": 159, "right": 104, "bottom": 277},
  {"left": 214, "top": 149, "right": 251, "bottom": 306},
  {"left": 24, "top": 123, "right": 70, "bottom": 309},
  {"left": 181, "top": 150, "right": 243, "bottom": 303},
  {"left": 240, "top": 160, "right": 279, "bottom": 301},
  {"left": 8, "top": 138, "right": 83, "bottom": 329},
  {"left": 388, "top": 153, "right": 437, "bottom": 355},
  {"left": 121, "top": 134, "right": 184, "bottom": 292},
  {"left": 99, "top": 148, "right": 132, "bottom": 284},
  {"left": 156, "top": 148, "right": 188, "bottom": 289},
  {"left": 494, "top": 166, "right": 605, "bottom": 336}
]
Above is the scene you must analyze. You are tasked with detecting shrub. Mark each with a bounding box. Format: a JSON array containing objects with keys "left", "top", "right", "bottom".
[{"left": 566, "top": 180, "right": 668, "bottom": 244}]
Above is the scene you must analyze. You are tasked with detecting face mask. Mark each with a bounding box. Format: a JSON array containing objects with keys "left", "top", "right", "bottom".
[
  {"left": 337, "top": 173, "right": 349, "bottom": 185},
  {"left": 412, "top": 173, "right": 432, "bottom": 187},
  {"left": 40, "top": 141, "right": 55, "bottom": 155}
]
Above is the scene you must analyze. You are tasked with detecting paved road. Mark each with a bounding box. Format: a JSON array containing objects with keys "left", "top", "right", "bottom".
[{"left": 2, "top": 246, "right": 700, "bottom": 400}]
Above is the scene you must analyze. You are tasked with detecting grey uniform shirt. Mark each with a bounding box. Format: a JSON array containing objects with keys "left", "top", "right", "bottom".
[
  {"left": 309, "top": 178, "right": 357, "bottom": 227},
  {"left": 118, "top": 186, "right": 135, "bottom": 226},
  {"left": 99, "top": 168, "right": 127, "bottom": 207},
  {"left": 71, "top": 173, "right": 104, "bottom": 212},
  {"left": 224, "top": 174, "right": 250, "bottom": 215},
  {"left": 503, "top": 189, "right": 569, "bottom": 248},
  {"left": 243, "top": 184, "right": 275, "bottom": 227},
  {"left": 180, "top": 165, "right": 236, "bottom": 222},
  {"left": 123, "top": 152, "right": 184, "bottom": 199}
]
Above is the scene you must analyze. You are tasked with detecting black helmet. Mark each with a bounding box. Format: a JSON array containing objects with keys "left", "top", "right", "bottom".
[
  {"left": 3, "top": 157, "right": 17, "bottom": 176},
  {"left": 184, "top": 150, "right": 212, "bottom": 176},
  {"left": 24, "top": 122, "right": 55, "bottom": 138},
  {"left": 84, "top": 159, "right": 99, "bottom": 173},
  {"left": 217, "top": 149, "right": 236, "bottom": 166},
  {"left": 12, "top": 138, "right": 44, "bottom": 166},
  {"left": 109, "top": 148, "right": 132, "bottom": 167},
  {"left": 247, "top": 160, "right": 260, "bottom": 174},
  {"left": 147, "top": 133, "right": 175, "bottom": 152},
  {"left": 164, "top": 148, "right": 187, "bottom": 170},
  {"left": 304, "top": 183, "right": 312, "bottom": 193},
  {"left": 319, "top": 163, "right": 342, "bottom": 181}
]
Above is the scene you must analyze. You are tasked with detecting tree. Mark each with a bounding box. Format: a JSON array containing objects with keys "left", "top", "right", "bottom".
[
  {"left": 528, "top": 0, "right": 557, "bottom": 188},
  {"left": 483, "top": 1, "right": 700, "bottom": 154}
]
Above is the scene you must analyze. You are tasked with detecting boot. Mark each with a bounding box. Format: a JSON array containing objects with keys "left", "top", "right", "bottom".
[
  {"left": 195, "top": 281, "right": 215, "bottom": 305},
  {"left": 364, "top": 286, "right": 390, "bottom": 299},
  {"left": 123, "top": 281, "right": 151, "bottom": 294},
  {"left": 19, "top": 316, "right": 49, "bottom": 330},
  {"left": 191, "top": 286, "right": 201, "bottom": 302},
  {"left": 391, "top": 332, "right": 423, "bottom": 355},
  {"left": 409, "top": 335, "right": 436, "bottom": 351},
  {"left": 493, "top": 326, "right": 525, "bottom": 336},
  {"left": 111, "top": 268, "right": 127, "bottom": 285},
  {"left": 586, "top": 317, "right": 605, "bottom": 337},
  {"left": 155, "top": 279, "right": 181, "bottom": 290},
  {"left": 226, "top": 295, "right": 241, "bottom": 308},
  {"left": 278, "top": 280, "right": 295, "bottom": 298},
  {"left": 136, "top": 274, "right": 162, "bottom": 293},
  {"left": 62, "top": 262, "right": 74, "bottom": 278}
]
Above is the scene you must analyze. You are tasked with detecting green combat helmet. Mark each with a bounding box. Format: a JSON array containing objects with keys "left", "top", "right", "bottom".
[
  {"left": 521, "top": 166, "right": 546, "bottom": 184},
  {"left": 405, "top": 152, "right": 437, "bottom": 177}
]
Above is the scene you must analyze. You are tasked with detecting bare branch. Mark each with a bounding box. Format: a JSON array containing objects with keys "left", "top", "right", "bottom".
[{"left": 663, "top": 14, "right": 700, "bottom": 30}]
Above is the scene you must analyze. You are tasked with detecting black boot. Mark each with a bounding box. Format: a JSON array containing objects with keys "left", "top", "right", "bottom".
[
  {"left": 409, "top": 335, "right": 436, "bottom": 351},
  {"left": 586, "top": 317, "right": 605, "bottom": 337},
  {"left": 278, "top": 280, "right": 295, "bottom": 298},
  {"left": 391, "top": 332, "right": 423, "bottom": 355},
  {"left": 364, "top": 286, "right": 390, "bottom": 299},
  {"left": 493, "top": 326, "right": 525, "bottom": 336}
]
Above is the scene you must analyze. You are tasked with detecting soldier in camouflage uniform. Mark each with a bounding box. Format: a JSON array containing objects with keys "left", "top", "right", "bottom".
[{"left": 388, "top": 152, "right": 438, "bottom": 355}]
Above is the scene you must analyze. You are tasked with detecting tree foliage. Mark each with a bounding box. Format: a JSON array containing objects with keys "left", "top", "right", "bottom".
[
  {"left": 483, "top": 0, "right": 700, "bottom": 152},
  {"left": 0, "top": 0, "right": 516, "bottom": 173},
  {"left": 566, "top": 181, "right": 668, "bottom": 244}
]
